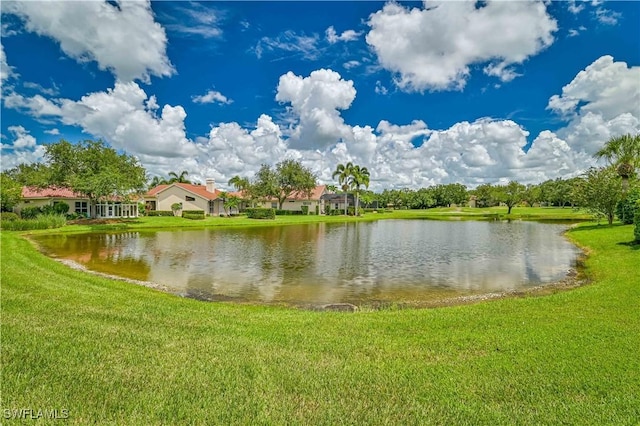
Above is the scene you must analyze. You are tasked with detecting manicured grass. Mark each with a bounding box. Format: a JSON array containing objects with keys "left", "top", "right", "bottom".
[
  {"left": 24, "top": 206, "right": 593, "bottom": 236},
  {"left": 2, "top": 221, "right": 638, "bottom": 424}
]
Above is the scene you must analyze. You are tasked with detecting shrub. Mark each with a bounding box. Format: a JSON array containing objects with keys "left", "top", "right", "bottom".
[
  {"left": 1, "top": 214, "right": 66, "bottom": 231},
  {"left": 0, "top": 212, "right": 19, "bottom": 221},
  {"left": 21, "top": 206, "right": 42, "bottom": 219},
  {"left": 330, "top": 209, "right": 341, "bottom": 216},
  {"left": 53, "top": 203, "right": 70, "bottom": 215},
  {"left": 347, "top": 207, "right": 355, "bottom": 216},
  {"left": 275, "top": 209, "right": 303, "bottom": 216},
  {"left": 147, "top": 210, "right": 174, "bottom": 217},
  {"left": 301, "top": 205, "right": 309, "bottom": 215},
  {"left": 635, "top": 201, "right": 640, "bottom": 242},
  {"left": 181, "top": 210, "right": 205, "bottom": 219},
  {"left": 315, "top": 205, "right": 320, "bottom": 215},
  {"left": 324, "top": 205, "right": 331, "bottom": 215},
  {"left": 183, "top": 213, "right": 205, "bottom": 220},
  {"left": 616, "top": 188, "right": 640, "bottom": 225},
  {"left": 246, "top": 208, "right": 275, "bottom": 219}
]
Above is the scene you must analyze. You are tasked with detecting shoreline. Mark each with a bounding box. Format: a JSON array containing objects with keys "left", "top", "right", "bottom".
[{"left": 46, "top": 246, "right": 589, "bottom": 312}]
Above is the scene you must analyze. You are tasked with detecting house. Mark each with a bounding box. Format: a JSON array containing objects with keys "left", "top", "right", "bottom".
[
  {"left": 320, "top": 192, "right": 355, "bottom": 213},
  {"left": 15, "top": 187, "right": 139, "bottom": 218},
  {"left": 145, "top": 181, "right": 332, "bottom": 216},
  {"left": 144, "top": 179, "right": 241, "bottom": 216},
  {"left": 257, "top": 185, "right": 330, "bottom": 214}
]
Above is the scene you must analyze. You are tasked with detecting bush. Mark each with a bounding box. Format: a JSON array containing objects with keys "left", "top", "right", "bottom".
[
  {"left": 635, "top": 201, "right": 640, "bottom": 242},
  {"left": 147, "top": 210, "right": 174, "bottom": 217},
  {"left": 616, "top": 188, "right": 640, "bottom": 225},
  {"left": 0, "top": 212, "right": 19, "bottom": 221},
  {"left": 246, "top": 208, "right": 275, "bottom": 219},
  {"left": 301, "top": 205, "right": 309, "bottom": 215},
  {"left": 21, "top": 206, "right": 42, "bottom": 219},
  {"left": 181, "top": 210, "right": 205, "bottom": 219},
  {"left": 330, "top": 209, "right": 341, "bottom": 216},
  {"left": 1, "top": 214, "right": 66, "bottom": 231},
  {"left": 315, "top": 205, "right": 320, "bottom": 215},
  {"left": 275, "top": 209, "right": 303, "bottom": 216},
  {"left": 324, "top": 205, "right": 331, "bottom": 215},
  {"left": 347, "top": 207, "right": 355, "bottom": 216},
  {"left": 183, "top": 213, "right": 205, "bottom": 220}
]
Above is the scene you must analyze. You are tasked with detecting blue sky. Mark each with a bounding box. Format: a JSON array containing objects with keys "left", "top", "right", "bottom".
[{"left": 1, "top": 0, "right": 639, "bottom": 190}]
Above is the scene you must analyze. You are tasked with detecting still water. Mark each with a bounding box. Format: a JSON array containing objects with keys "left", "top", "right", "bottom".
[{"left": 34, "top": 220, "right": 580, "bottom": 305}]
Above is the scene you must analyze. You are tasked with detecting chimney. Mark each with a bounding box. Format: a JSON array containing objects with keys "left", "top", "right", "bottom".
[{"left": 205, "top": 178, "right": 216, "bottom": 193}]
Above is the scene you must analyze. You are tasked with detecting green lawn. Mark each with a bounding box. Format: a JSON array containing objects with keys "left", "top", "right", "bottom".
[
  {"left": 24, "top": 206, "right": 593, "bottom": 236},
  {"left": 2, "top": 219, "right": 638, "bottom": 424}
]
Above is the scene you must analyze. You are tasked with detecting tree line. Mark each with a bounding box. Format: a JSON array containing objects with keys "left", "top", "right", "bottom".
[{"left": 1, "top": 134, "right": 638, "bottom": 237}]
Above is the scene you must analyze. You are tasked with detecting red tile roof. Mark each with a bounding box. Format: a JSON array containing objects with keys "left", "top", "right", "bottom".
[
  {"left": 288, "top": 185, "right": 327, "bottom": 200},
  {"left": 263, "top": 185, "right": 328, "bottom": 201},
  {"left": 145, "top": 183, "right": 237, "bottom": 201},
  {"left": 145, "top": 183, "right": 324, "bottom": 201},
  {"left": 22, "top": 186, "right": 83, "bottom": 199}
]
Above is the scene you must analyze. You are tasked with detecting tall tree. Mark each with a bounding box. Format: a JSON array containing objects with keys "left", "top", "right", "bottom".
[
  {"left": 37, "top": 139, "right": 147, "bottom": 218},
  {"left": 168, "top": 170, "right": 191, "bottom": 184},
  {"left": 275, "top": 159, "right": 317, "bottom": 210},
  {"left": 349, "top": 164, "right": 370, "bottom": 216},
  {"left": 228, "top": 175, "right": 250, "bottom": 192},
  {"left": 0, "top": 172, "right": 23, "bottom": 212},
  {"left": 332, "top": 162, "right": 353, "bottom": 215},
  {"left": 252, "top": 160, "right": 317, "bottom": 209},
  {"left": 594, "top": 133, "right": 640, "bottom": 192},
  {"left": 495, "top": 181, "right": 526, "bottom": 214},
  {"left": 573, "top": 167, "right": 623, "bottom": 225}
]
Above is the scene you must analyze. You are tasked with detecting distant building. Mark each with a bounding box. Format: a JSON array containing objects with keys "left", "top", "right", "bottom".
[
  {"left": 144, "top": 179, "right": 240, "bottom": 216},
  {"left": 15, "top": 187, "right": 139, "bottom": 218}
]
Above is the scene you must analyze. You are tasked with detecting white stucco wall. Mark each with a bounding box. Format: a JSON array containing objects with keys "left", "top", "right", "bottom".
[{"left": 156, "top": 186, "right": 209, "bottom": 213}]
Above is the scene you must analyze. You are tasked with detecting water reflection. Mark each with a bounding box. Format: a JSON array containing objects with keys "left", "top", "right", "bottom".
[{"left": 34, "top": 220, "right": 580, "bottom": 304}]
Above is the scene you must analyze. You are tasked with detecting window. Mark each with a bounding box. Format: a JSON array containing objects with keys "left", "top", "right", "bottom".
[
  {"left": 302, "top": 201, "right": 311, "bottom": 206},
  {"left": 75, "top": 201, "right": 88, "bottom": 216},
  {"left": 271, "top": 202, "right": 277, "bottom": 209},
  {"left": 185, "top": 196, "right": 195, "bottom": 201}
]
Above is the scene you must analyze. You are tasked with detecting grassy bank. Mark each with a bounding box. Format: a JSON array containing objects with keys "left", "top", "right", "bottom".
[
  {"left": 2, "top": 222, "right": 638, "bottom": 424},
  {"left": 25, "top": 206, "right": 593, "bottom": 235}
]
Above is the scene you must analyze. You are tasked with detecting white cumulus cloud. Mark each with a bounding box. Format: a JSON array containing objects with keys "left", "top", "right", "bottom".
[
  {"left": 192, "top": 90, "right": 232, "bottom": 105},
  {"left": 276, "top": 69, "right": 356, "bottom": 149},
  {"left": 366, "top": 1, "right": 557, "bottom": 92},
  {"left": 3, "top": 0, "right": 174, "bottom": 83}
]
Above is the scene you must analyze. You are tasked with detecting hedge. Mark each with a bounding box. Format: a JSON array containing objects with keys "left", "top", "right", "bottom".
[
  {"left": 182, "top": 210, "right": 205, "bottom": 219},
  {"left": 147, "top": 210, "right": 174, "bottom": 217},
  {"left": 616, "top": 188, "right": 640, "bottom": 225},
  {"left": 246, "top": 208, "right": 275, "bottom": 219},
  {"left": 0, "top": 212, "right": 19, "bottom": 221},
  {"left": 183, "top": 213, "right": 205, "bottom": 220},
  {"left": 275, "top": 209, "right": 304, "bottom": 216}
]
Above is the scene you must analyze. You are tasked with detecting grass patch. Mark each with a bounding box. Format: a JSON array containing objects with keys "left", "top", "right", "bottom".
[
  {"left": 22, "top": 206, "right": 593, "bottom": 236},
  {"left": 2, "top": 221, "right": 638, "bottom": 424}
]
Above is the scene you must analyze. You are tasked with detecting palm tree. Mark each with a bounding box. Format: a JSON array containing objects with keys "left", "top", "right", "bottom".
[
  {"left": 148, "top": 175, "right": 168, "bottom": 189},
  {"left": 168, "top": 170, "right": 191, "bottom": 184},
  {"left": 228, "top": 175, "right": 250, "bottom": 192},
  {"left": 349, "top": 165, "right": 370, "bottom": 216},
  {"left": 594, "top": 134, "right": 640, "bottom": 192},
  {"left": 332, "top": 162, "right": 353, "bottom": 215}
]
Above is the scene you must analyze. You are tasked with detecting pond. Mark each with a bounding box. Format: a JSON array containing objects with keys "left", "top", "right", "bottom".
[{"left": 33, "top": 220, "right": 581, "bottom": 306}]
